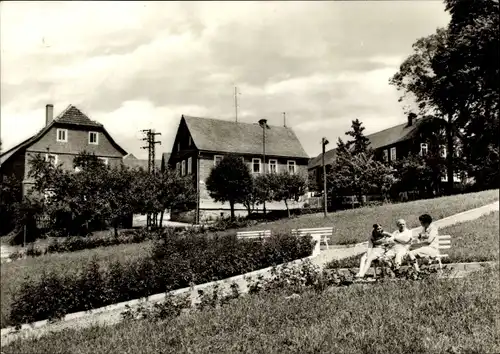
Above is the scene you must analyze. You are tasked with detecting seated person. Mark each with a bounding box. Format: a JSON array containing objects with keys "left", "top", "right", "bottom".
[
  {"left": 355, "top": 224, "right": 393, "bottom": 278},
  {"left": 381, "top": 219, "right": 413, "bottom": 270},
  {"left": 408, "top": 214, "right": 439, "bottom": 271}
]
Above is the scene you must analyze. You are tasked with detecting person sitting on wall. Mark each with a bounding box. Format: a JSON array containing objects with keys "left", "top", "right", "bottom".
[
  {"left": 407, "top": 214, "right": 440, "bottom": 271},
  {"left": 355, "top": 224, "right": 393, "bottom": 278}
]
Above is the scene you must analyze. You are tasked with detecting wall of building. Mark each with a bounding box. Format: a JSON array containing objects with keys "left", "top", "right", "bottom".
[{"left": 29, "top": 125, "right": 124, "bottom": 158}]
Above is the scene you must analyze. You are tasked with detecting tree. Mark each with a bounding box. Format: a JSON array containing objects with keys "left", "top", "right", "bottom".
[
  {"left": 0, "top": 174, "right": 22, "bottom": 235},
  {"left": 266, "top": 172, "right": 307, "bottom": 218},
  {"left": 156, "top": 169, "right": 196, "bottom": 226},
  {"left": 206, "top": 155, "right": 253, "bottom": 220},
  {"left": 390, "top": 0, "right": 499, "bottom": 192},
  {"left": 328, "top": 152, "right": 396, "bottom": 207},
  {"left": 345, "top": 118, "right": 371, "bottom": 155}
]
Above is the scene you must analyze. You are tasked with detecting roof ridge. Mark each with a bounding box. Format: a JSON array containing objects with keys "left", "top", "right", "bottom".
[{"left": 183, "top": 115, "right": 292, "bottom": 129}]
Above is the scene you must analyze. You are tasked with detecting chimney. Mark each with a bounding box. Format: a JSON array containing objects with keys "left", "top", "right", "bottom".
[
  {"left": 407, "top": 112, "right": 417, "bottom": 127},
  {"left": 45, "top": 104, "right": 54, "bottom": 125}
]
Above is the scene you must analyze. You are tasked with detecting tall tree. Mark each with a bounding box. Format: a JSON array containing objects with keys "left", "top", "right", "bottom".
[
  {"left": 345, "top": 119, "right": 371, "bottom": 155},
  {"left": 390, "top": 0, "right": 499, "bottom": 192},
  {"left": 206, "top": 155, "right": 253, "bottom": 220}
]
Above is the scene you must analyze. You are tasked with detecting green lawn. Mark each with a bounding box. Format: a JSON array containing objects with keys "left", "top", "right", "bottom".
[
  {"left": 0, "top": 189, "right": 497, "bottom": 329},
  {"left": 3, "top": 266, "right": 498, "bottom": 354},
  {"left": 237, "top": 189, "right": 499, "bottom": 245}
]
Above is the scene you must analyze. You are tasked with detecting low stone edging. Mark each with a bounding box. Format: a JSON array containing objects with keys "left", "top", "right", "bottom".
[{"left": 0, "top": 254, "right": 315, "bottom": 344}]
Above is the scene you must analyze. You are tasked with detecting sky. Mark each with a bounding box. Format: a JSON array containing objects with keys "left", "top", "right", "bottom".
[{"left": 0, "top": 1, "right": 450, "bottom": 159}]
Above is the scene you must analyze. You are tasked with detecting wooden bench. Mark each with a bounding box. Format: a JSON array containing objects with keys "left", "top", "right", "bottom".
[
  {"left": 236, "top": 230, "right": 271, "bottom": 240},
  {"left": 423, "top": 234, "right": 451, "bottom": 269},
  {"left": 291, "top": 227, "right": 332, "bottom": 249}
]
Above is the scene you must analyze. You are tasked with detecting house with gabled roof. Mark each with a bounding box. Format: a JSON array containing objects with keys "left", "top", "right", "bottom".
[
  {"left": 165, "top": 115, "right": 310, "bottom": 222},
  {"left": 123, "top": 153, "right": 162, "bottom": 171},
  {"left": 0, "top": 104, "right": 128, "bottom": 197},
  {"left": 308, "top": 114, "right": 459, "bottom": 191}
]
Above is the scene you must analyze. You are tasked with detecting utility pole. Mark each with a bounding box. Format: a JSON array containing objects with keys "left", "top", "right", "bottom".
[
  {"left": 322, "top": 137, "right": 329, "bottom": 217},
  {"left": 234, "top": 86, "right": 238, "bottom": 122},
  {"left": 141, "top": 129, "right": 162, "bottom": 228},
  {"left": 258, "top": 119, "right": 269, "bottom": 217},
  {"left": 283, "top": 112, "right": 286, "bottom": 127}
]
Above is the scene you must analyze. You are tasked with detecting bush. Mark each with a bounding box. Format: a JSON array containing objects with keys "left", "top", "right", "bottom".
[{"left": 9, "top": 232, "right": 314, "bottom": 326}]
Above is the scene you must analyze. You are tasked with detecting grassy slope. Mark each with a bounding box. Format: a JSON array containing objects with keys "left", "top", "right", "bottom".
[
  {"left": 3, "top": 266, "right": 498, "bottom": 354},
  {"left": 1, "top": 189, "right": 497, "bottom": 328}
]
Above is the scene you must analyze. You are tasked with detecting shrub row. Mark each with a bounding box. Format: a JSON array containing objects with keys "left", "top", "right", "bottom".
[{"left": 9, "top": 231, "right": 314, "bottom": 326}]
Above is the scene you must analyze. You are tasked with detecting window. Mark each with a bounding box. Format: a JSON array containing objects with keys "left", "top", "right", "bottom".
[
  {"left": 383, "top": 149, "right": 388, "bottom": 162},
  {"left": 440, "top": 145, "right": 447, "bottom": 158},
  {"left": 287, "top": 160, "right": 296, "bottom": 174},
  {"left": 177, "top": 143, "right": 181, "bottom": 152},
  {"left": 176, "top": 162, "right": 180, "bottom": 171},
  {"left": 420, "top": 143, "right": 428, "bottom": 156},
  {"left": 214, "top": 155, "right": 223, "bottom": 166},
  {"left": 188, "top": 136, "right": 192, "bottom": 146},
  {"left": 56, "top": 129, "right": 67, "bottom": 142},
  {"left": 45, "top": 153, "right": 58, "bottom": 167},
  {"left": 98, "top": 157, "right": 109, "bottom": 165},
  {"left": 252, "top": 158, "right": 261, "bottom": 173},
  {"left": 390, "top": 147, "right": 396, "bottom": 161},
  {"left": 187, "top": 157, "right": 192, "bottom": 174},
  {"left": 269, "top": 159, "right": 278, "bottom": 173},
  {"left": 89, "top": 131, "right": 99, "bottom": 145},
  {"left": 181, "top": 160, "right": 186, "bottom": 176}
]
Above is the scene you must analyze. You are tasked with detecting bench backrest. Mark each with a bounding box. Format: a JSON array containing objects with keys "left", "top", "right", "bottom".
[
  {"left": 292, "top": 227, "right": 333, "bottom": 237},
  {"left": 236, "top": 230, "right": 271, "bottom": 239},
  {"left": 438, "top": 234, "right": 451, "bottom": 257}
]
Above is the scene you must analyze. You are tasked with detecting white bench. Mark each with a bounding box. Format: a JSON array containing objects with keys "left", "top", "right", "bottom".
[
  {"left": 236, "top": 230, "right": 271, "bottom": 240},
  {"left": 291, "top": 227, "right": 332, "bottom": 249}
]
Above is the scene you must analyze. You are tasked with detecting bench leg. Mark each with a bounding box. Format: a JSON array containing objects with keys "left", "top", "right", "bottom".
[{"left": 324, "top": 236, "right": 329, "bottom": 250}]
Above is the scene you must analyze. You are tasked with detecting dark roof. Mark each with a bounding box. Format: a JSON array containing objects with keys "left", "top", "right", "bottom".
[
  {"left": 123, "top": 153, "right": 138, "bottom": 160},
  {"left": 122, "top": 158, "right": 161, "bottom": 170},
  {"left": 181, "top": 115, "right": 309, "bottom": 159},
  {"left": 55, "top": 105, "right": 103, "bottom": 127},
  {"left": 0, "top": 105, "right": 127, "bottom": 166},
  {"left": 308, "top": 117, "right": 434, "bottom": 169}
]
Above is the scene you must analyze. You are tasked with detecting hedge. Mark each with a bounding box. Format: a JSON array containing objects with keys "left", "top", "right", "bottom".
[{"left": 9, "top": 231, "right": 314, "bottom": 326}]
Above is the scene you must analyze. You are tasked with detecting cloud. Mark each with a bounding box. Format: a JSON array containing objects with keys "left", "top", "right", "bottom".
[{"left": 1, "top": 1, "right": 450, "bottom": 158}]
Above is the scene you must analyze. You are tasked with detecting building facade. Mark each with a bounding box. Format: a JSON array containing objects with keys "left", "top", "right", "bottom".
[
  {"left": 0, "top": 104, "right": 128, "bottom": 197},
  {"left": 165, "top": 115, "right": 310, "bottom": 222},
  {"left": 308, "top": 114, "right": 461, "bottom": 191}
]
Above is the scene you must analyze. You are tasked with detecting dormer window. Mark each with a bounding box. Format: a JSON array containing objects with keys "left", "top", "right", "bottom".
[
  {"left": 56, "top": 129, "right": 68, "bottom": 142},
  {"left": 89, "top": 131, "right": 99, "bottom": 145}
]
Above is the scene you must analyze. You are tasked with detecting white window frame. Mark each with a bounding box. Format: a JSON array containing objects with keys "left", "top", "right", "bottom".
[
  {"left": 89, "top": 131, "right": 99, "bottom": 145},
  {"left": 187, "top": 157, "right": 192, "bottom": 174},
  {"left": 188, "top": 136, "right": 192, "bottom": 146},
  {"left": 440, "top": 145, "right": 447, "bottom": 158},
  {"left": 252, "top": 158, "right": 262, "bottom": 174},
  {"left": 45, "top": 153, "right": 58, "bottom": 167},
  {"left": 287, "top": 160, "right": 296, "bottom": 174},
  {"left": 98, "top": 157, "right": 109, "bottom": 166},
  {"left": 176, "top": 162, "right": 180, "bottom": 171},
  {"left": 56, "top": 129, "right": 68, "bottom": 142},
  {"left": 181, "top": 160, "right": 186, "bottom": 176},
  {"left": 214, "top": 155, "right": 224, "bottom": 166},
  {"left": 383, "top": 149, "right": 388, "bottom": 162},
  {"left": 177, "top": 142, "right": 181, "bottom": 152},
  {"left": 390, "top": 147, "right": 396, "bottom": 161},
  {"left": 268, "top": 159, "right": 278, "bottom": 174},
  {"left": 420, "top": 143, "right": 428, "bottom": 156}
]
